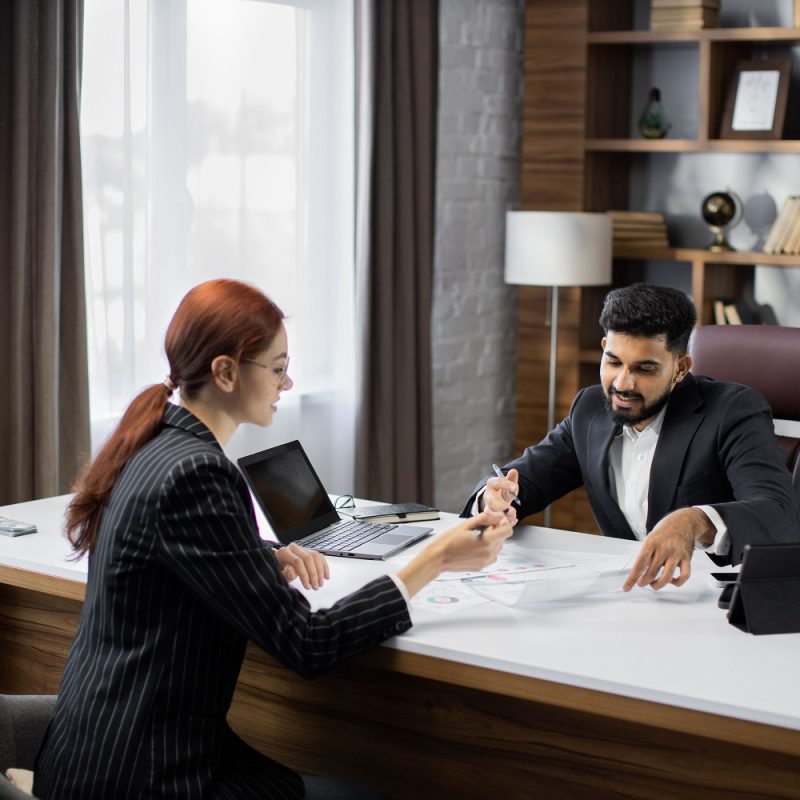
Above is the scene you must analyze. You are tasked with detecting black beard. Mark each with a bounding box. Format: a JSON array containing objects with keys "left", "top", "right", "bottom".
[{"left": 603, "top": 384, "right": 672, "bottom": 427}]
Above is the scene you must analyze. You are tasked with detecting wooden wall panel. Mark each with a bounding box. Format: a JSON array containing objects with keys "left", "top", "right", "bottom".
[
  {"left": 520, "top": 1, "right": 588, "bottom": 211},
  {"left": 516, "top": 0, "right": 600, "bottom": 532}
]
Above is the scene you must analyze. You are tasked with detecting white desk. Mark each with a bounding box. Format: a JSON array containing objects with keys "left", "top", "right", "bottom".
[{"left": 2, "top": 496, "right": 800, "bottom": 799}]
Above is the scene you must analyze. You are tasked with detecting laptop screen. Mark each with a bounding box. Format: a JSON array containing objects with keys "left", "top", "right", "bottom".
[{"left": 237, "top": 441, "right": 340, "bottom": 543}]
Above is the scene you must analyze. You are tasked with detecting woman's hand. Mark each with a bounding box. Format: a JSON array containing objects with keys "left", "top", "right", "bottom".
[
  {"left": 274, "top": 542, "right": 330, "bottom": 590},
  {"left": 434, "top": 510, "right": 514, "bottom": 573},
  {"left": 396, "top": 510, "right": 513, "bottom": 597}
]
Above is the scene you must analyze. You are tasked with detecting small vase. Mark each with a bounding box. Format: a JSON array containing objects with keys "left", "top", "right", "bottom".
[{"left": 638, "top": 87, "right": 672, "bottom": 139}]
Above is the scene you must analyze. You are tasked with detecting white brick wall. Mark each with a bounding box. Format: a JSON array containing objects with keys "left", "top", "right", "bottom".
[{"left": 432, "top": 0, "right": 524, "bottom": 512}]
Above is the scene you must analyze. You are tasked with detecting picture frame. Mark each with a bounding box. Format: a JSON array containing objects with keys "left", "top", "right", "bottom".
[{"left": 720, "top": 58, "right": 791, "bottom": 139}]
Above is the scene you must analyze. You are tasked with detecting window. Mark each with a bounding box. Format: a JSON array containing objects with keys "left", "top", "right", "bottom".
[{"left": 80, "top": 0, "right": 356, "bottom": 490}]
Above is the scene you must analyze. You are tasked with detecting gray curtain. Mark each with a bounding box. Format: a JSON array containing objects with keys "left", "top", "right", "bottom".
[
  {"left": 0, "top": 0, "right": 90, "bottom": 504},
  {"left": 355, "top": 0, "right": 439, "bottom": 505}
]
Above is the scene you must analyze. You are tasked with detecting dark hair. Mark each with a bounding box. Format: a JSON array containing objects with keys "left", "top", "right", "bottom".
[
  {"left": 599, "top": 283, "right": 696, "bottom": 355},
  {"left": 66, "top": 279, "right": 285, "bottom": 557}
]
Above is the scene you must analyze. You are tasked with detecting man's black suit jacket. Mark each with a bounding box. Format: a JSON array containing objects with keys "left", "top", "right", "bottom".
[
  {"left": 463, "top": 374, "right": 800, "bottom": 565},
  {"left": 35, "top": 405, "right": 411, "bottom": 800}
]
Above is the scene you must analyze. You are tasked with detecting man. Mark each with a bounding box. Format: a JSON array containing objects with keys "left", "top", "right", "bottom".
[{"left": 463, "top": 283, "right": 800, "bottom": 591}]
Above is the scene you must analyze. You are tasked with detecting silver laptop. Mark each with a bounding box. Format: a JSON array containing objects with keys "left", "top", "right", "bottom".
[{"left": 238, "top": 441, "right": 431, "bottom": 559}]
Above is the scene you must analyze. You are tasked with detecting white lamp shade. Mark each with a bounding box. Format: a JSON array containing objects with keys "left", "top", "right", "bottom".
[{"left": 504, "top": 211, "right": 612, "bottom": 287}]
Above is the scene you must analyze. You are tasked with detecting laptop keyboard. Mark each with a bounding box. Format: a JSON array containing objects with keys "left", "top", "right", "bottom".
[{"left": 301, "top": 519, "right": 395, "bottom": 552}]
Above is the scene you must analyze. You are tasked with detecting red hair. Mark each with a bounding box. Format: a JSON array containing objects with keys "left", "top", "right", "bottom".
[{"left": 66, "top": 279, "right": 284, "bottom": 556}]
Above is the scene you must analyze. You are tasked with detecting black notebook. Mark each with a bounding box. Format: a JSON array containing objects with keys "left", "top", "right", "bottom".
[{"left": 342, "top": 503, "right": 440, "bottom": 524}]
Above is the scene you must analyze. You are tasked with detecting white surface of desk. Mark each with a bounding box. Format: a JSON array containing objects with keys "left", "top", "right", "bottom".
[
  {"left": 1, "top": 495, "right": 798, "bottom": 736},
  {"left": 0, "top": 495, "right": 87, "bottom": 581}
]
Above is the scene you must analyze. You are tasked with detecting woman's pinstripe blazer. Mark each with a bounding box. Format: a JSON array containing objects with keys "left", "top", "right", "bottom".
[{"left": 34, "top": 404, "right": 411, "bottom": 800}]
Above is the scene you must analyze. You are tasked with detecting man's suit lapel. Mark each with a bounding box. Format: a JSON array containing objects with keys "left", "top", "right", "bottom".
[
  {"left": 647, "top": 374, "right": 704, "bottom": 530},
  {"left": 587, "top": 411, "right": 637, "bottom": 539}
]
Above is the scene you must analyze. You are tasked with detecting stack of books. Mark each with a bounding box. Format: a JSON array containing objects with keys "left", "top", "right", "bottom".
[
  {"left": 608, "top": 210, "right": 669, "bottom": 249},
  {"left": 650, "top": 0, "right": 720, "bottom": 31},
  {"left": 763, "top": 196, "right": 800, "bottom": 255},
  {"left": 712, "top": 298, "right": 779, "bottom": 326}
]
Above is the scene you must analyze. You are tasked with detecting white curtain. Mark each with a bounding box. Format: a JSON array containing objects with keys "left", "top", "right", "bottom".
[{"left": 80, "top": 0, "right": 356, "bottom": 493}]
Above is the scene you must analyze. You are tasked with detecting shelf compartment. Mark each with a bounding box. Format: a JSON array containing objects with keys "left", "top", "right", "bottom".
[
  {"left": 586, "top": 139, "right": 800, "bottom": 152},
  {"left": 588, "top": 27, "right": 800, "bottom": 45},
  {"left": 613, "top": 246, "right": 800, "bottom": 266}
]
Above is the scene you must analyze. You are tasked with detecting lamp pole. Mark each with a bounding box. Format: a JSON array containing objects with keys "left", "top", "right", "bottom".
[
  {"left": 544, "top": 285, "right": 558, "bottom": 528},
  {"left": 503, "top": 211, "right": 612, "bottom": 533}
]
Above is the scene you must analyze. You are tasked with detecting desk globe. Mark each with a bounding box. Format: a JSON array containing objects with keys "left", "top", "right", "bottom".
[{"left": 702, "top": 191, "right": 740, "bottom": 252}]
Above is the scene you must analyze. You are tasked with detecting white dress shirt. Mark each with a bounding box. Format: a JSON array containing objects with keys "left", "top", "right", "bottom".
[{"left": 608, "top": 405, "right": 730, "bottom": 555}]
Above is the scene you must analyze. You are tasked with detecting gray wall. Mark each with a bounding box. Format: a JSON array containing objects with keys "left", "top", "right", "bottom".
[{"left": 432, "top": 0, "right": 524, "bottom": 512}]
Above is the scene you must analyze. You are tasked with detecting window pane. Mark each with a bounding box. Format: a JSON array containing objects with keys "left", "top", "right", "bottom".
[{"left": 81, "top": 0, "right": 355, "bottom": 490}]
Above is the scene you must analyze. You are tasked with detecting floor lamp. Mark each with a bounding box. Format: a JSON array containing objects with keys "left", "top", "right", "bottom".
[{"left": 504, "top": 211, "right": 612, "bottom": 527}]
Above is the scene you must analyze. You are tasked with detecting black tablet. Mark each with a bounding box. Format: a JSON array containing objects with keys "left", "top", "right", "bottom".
[
  {"left": 737, "top": 542, "right": 800, "bottom": 580},
  {"left": 727, "top": 543, "right": 800, "bottom": 634}
]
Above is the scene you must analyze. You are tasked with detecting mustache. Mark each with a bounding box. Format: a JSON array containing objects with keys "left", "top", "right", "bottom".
[{"left": 609, "top": 387, "right": 643, "bottom": 400}]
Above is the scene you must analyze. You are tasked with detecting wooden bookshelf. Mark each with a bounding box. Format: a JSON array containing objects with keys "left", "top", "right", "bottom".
[{"left": 516, "top": 0, "right": 800, "bottom": 533}]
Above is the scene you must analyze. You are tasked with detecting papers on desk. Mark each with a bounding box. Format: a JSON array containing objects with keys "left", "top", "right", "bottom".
[
  {"left": 405, "top": 543, "right": 574, "bottom": 615},
  {"left": 463, "top": 554, "right": 631, "bottom": 608},
  {"left": 405, "top": 546, "right": 636, "bottom": 614}
]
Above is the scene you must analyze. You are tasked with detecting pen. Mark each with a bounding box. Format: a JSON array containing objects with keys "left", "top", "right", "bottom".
[{"left": 492, "top": 463, "right": 521, "bottom": 507}]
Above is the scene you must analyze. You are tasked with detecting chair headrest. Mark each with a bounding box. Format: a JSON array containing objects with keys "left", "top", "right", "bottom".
[{"left": 688, "top": 325, "right": 800, "bottom": 422}]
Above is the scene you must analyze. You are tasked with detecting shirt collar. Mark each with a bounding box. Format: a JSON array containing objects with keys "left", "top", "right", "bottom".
[
  {"left": 621, "top": 402, "right": 669, "bottom": 443},
  {"left": 162, "top": 402, "right": 220, "bottom": 447}
]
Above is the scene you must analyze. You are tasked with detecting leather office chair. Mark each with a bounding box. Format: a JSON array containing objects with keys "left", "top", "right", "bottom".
[
  {"left": 688, "top": 324, "right": 800, "bottom": 495},
  {"left": 0, "top": 695, "right": 56, "bottom": 799}
]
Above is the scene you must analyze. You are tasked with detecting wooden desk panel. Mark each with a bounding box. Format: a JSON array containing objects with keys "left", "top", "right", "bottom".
[
  {"left": 231, "top": 645, "right": 800, "bottom": 800},
  {"left": 0, "top": 583, "right": 81, "bottom": 694},
  {"left": 4, "top": 580, "right": 799, "bottom": 800}
]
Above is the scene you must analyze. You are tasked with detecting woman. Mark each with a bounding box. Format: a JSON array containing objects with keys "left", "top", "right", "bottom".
[{"left": 34, "top": 279, "right": 511, "bottom": 800}]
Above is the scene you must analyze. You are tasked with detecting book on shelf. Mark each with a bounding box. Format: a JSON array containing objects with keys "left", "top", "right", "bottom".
[
  {"left": 651, "top": 0, "right": 718, "bottom": 7},
  {"left": 650, "top": 3, "right": 719, "bottom": 30},
  {"left": 339, "top": 502, "right": 440, "bottom": 524},
  {"left": 612, "top": 229, "right": 669, "bottom": 237},
  {"left": 608, "top": 210, "right": 669, "bottom": 248},
  {"left": 650, "top": 19, "right": 720, "bottom": 33},
  {"left": 723, "top": 303, "right": 742, "bottom": 325},
  {"left": 776, "top": 197, "right": 800, "bottom": 254},
  {"left": 716, "top": 299, "right": 779, "bottom": 326},
  {"left": 651, "top": 5, "right": 719, "bottom": 13},
  {"left": 764, "top": 196, "right": 800, "bottom": 254},
  {"left": 712, "top": 299, "right": 727, "bottom": 326},
  {"left": 607, "top": 210, "right": 664, "bottom": 222},
  {"left": 783, "top": 208, "right": 800, "bottom": 255}
]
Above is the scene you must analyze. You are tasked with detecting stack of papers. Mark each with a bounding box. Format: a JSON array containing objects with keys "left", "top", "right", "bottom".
[
  {"left": 463, "top": 556, "right": 632, "bottom": 607},
  {"left": 403, "top": 544, "right": 633, "bottom": 615}
]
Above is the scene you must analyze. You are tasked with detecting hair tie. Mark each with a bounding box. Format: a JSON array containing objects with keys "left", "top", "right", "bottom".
[{"left": 164, "top": 376, "right": 177, "bottom": 394}]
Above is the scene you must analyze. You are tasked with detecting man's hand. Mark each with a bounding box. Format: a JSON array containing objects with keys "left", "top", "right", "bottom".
[
  {"left": 623, "top": 507, "right": 714, "bottom": 591},
  {"left": 483, "top": 467, "right": 520, "bottom": 526},
  {"left": 274, "top": 542, "right": 330, "bottom": 590}
]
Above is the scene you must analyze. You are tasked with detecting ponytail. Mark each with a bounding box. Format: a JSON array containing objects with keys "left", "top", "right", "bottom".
[
  {"left": 66, "top": 278, "right": 284, "bottom": 558},
  {"left": 66, "top": 383, "right": 172, "bottom": 557}
]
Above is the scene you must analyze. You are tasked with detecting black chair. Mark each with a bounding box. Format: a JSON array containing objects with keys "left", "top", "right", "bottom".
[
  {"left": 688, "top": 324, "right": 800, "bottom": 496},
  {"left": 0, "top": 695, "right": 56, "bottom": 800}
]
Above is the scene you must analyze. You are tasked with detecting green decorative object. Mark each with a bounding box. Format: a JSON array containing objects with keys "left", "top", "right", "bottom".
[
  {"left": 638, "top": 87, "right": 671, "bottom": 139},
  {"left": 701, "top": 190, "right": 742, "bottom": 252}
]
